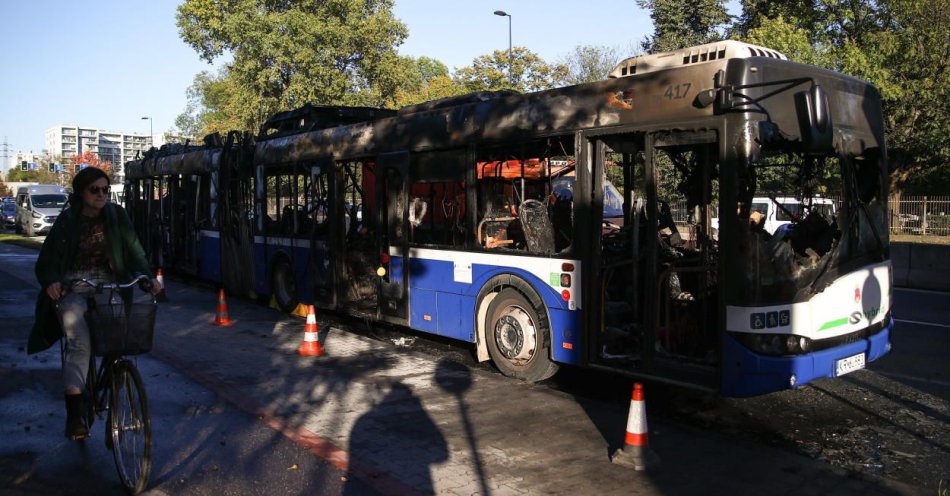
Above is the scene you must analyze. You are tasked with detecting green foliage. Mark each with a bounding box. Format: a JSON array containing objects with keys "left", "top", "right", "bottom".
[
  {"left": 176, "top": 0, "right": 409, "bottom": 132},
  {"left": 454, "top": 47, "right": 570, "bottom": 93},
  {"left": 6, "top": 168, "right": 63, "bottom": 185},
  {"left": 740, "top": 16, "right": 829, "bottom": 66},
  {"left": 636, "top": 0, "right": 731, "bottom": 53},
  {"left": 560, "top": 45, "right": 626, "bottom": 85},
  {"left": 392, "top": 57, "right": 466, "bottom": 107},
  {"left": 735, "top": 0, "right": 823, "bottom": 37},
  {"left": 175, "top": 68, "right": 254, "bottom": 136},
  {"left": 734, "top": 0, "right": 950, "bottom": 192}
]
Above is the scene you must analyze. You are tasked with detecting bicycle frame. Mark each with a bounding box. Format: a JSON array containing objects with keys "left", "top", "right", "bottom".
[{"left": 55, "top": 275, "right": 155, "bottom": 494}]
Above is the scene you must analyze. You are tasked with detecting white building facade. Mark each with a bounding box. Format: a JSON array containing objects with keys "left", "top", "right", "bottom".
[{"left": 44, "top": 125, "right": 162, "bottom": 182}]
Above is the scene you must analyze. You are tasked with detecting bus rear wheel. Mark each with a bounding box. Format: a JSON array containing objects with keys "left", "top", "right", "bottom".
[
  {"left": 485, "top": 288, "right": 558, "bottom": 382},
  {"left": 271, "top": 259, "right": 298, "bottom": 313}
]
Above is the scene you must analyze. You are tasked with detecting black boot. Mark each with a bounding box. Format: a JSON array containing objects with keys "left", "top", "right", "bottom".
[{"left": 64, "top": 394, "right": 88, "bottom": 441}]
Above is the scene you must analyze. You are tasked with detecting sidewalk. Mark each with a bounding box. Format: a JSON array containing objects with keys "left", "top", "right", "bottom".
[{"left": 151, "top": 280, "right": 925, "bottom": 496}]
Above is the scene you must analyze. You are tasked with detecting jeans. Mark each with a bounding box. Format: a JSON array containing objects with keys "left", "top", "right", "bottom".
[{"left": 55, "top": 291, "right": 111, "bottom": 393}]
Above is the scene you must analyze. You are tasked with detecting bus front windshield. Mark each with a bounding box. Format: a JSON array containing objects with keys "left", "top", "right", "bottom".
[{"left": 733, "top": 149, "right": 887, "bottom": 305}]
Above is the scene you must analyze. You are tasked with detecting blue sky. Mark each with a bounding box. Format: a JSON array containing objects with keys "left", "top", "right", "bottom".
[{"left": 0, "top": 0, "right": 667, "bottom": 162}]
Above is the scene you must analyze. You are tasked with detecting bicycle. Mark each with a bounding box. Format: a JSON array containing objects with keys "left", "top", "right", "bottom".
[{"left": 62, "top": 274, "right": 156, "bottom": 494}]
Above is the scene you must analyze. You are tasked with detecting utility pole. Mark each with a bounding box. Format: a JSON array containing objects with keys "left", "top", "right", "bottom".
[
  {"left": 494, "top": 10, "right": 513, "bottom": 86},
  {"left": 0, "top": 137, "right": 11, "bottom": 177}
]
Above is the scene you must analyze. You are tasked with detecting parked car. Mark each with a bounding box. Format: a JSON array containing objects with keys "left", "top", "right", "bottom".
[{"left": 1, "top": 202, "right": 15, "bottom": 229}]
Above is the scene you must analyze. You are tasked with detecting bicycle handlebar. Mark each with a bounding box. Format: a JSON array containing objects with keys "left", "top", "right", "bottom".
[{"left": 67, "top": 274, "right": 153, "bottom": 293}]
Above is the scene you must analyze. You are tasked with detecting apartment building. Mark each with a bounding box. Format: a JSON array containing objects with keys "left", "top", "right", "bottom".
[{"left": 44, "top": 125, "right": 157, "bottom": 181}]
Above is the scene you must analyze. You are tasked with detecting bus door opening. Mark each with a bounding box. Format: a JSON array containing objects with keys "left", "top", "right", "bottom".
[
  {"left": 219, "top": 139, "right": 255, "bottom": 298},
  {"left": 591, "top": 131, "right": 720, "bottom": 388},
  {"left": 179, "top": 173, "right": 200, "bottom": 274},
  {"left": 335, "top": 159, "right": 390, "bottom": 319},
  {"left": 376, "top": 153, "right": 409, "bottom": 324},
  {"left": 309, "top": 162, "right": 335, "bottom": 309}
]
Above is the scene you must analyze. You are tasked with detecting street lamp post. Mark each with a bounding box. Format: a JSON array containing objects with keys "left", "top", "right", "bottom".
[
  {"left": 493, "top": 10, "right": 512, "bottom": 86},
  {"left": 141, "top": 116, "right": 153, "bottom": 150}
]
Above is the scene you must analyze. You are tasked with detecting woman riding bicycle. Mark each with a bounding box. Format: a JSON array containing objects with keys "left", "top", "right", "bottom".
[{"left": 29, "top": 167, "right": 162, "bottom": 440}]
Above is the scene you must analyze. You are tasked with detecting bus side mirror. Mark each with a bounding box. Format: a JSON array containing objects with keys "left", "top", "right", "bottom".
[
  {"left": 796, "top": 85, "right": 833, "bottom": 153},
  {"left": 809, "top": 85, "right": 829, "bottom": 134}
]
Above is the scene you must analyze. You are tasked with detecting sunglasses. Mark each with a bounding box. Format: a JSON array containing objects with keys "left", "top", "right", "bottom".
[{"left": 87, "top": 186, "right": 111, "bottom": 195}]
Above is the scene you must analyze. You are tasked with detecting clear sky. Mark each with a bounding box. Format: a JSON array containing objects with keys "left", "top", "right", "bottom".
[{"left": 0, "top": 0, "right": 662, "bottom": 164}]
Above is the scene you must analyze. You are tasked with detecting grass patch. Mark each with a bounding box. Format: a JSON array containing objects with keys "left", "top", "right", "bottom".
[{"left": 0, "top": 233, "right": 43, "bottom": 250}]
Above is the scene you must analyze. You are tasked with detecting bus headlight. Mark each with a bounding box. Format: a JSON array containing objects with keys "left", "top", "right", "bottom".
[{"left": 732, "top": 332, "right": 813, "bottom": 356}]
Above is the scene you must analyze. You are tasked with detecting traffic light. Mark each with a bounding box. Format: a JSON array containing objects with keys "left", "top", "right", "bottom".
[
  {"left": 20, "top": 161, "right": 27, "bottom": 171},
  {"left": 49, "top": 163, "right": 54, "bottom": 172}
]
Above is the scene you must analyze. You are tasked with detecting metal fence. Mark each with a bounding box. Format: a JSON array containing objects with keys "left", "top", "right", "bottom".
[
  {"left": 667, "top": 195, "right": 950, "bottom": 237},
  {"left": 888, "top": 196, "right": 950, "bottom": 236}
]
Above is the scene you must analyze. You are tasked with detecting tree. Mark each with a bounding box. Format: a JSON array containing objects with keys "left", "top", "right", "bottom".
[
  {"left": 740, "top": 16, "right": 829, "bottom": 67},
  {"left": 734, "top": 0, "right": 949, "bottom": 193},
  {"left": 0, "top": 176, "right": 11, "bottom": 197},
  {"left": 734, "top": 0, "right": 823, "bottom": 38},
  {"left": 69, "top": 151, "right": 113, "bottom": 178},
  {"left": 174, "top": 68, "right": 249, "bottom": 137},
  {"left": 454, "top": 47, "right": 570, "bottom": 93},
  {"left": 176, "top": 0, "right": 409, "bottom": 132},
  {"left": 393, "top": 57, "right": 467, "bottom": 107},
  {"left": 636, "top": 0, "right": 731, "bottom": 53},
  {"left": 6, "top": 167, "right": 63, "bottom": 185},
  {"left": 560, "top": 45, "right": 628, "bottom": 85}
]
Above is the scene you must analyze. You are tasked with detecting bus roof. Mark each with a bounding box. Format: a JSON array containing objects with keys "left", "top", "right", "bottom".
[{"left": 609, "top": 40, "right": 787, "bottom": 78}]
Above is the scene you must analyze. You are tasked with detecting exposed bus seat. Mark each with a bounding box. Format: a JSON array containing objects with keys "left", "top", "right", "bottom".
[
  {"left": 519, "top": 199, "right": 555, "bottom": 254},
  {"left": 478, "top": 216, "right": 517, "bottom": 249}
]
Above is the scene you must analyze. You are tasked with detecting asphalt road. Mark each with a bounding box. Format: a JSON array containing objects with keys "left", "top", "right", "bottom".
[
  {"left": 0, "top": 240, "right": 946, "bottom": 494},
  {"left": 875, "top": 288, "right": 950, "bottom": 400},
  {"left": 0, "top": 242, "right": 378, "bottom": 495}
]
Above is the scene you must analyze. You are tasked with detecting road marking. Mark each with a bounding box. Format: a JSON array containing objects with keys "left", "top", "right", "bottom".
[
  {"left": 876, "top": 370, "right": 950, "bottom": 389},
  {"left": 895, "top": 318, "right": 950, "bottom": 329}
]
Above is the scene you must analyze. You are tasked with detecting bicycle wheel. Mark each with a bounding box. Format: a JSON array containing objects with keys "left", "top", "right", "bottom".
[{"left": 108, "top": 360, "right": 152, "bottom": 494}]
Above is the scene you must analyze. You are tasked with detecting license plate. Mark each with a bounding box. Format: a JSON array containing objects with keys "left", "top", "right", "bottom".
[{"left": 835, "top": 353, "right": 866, "bottom": 376}]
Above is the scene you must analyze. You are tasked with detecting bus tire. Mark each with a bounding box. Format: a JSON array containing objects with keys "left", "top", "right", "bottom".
[
  {"left": 271, "top": 258, "right": 298, "bottom": 313},
  {"left": 485, "top": 288, "right": 558, "bottom": 382}
]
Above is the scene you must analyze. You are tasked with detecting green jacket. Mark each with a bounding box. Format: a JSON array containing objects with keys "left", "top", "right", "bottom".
[{"left": 29, "top": 203, "right": 151, "bottom": 354}]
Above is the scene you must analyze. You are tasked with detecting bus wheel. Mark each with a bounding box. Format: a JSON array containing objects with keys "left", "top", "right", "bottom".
[
  {"left": 271, "top": 259, "right": 298, "bottom": 313},
  {"left": 485, "top": 288, "right": 558, "bottom": 382}
]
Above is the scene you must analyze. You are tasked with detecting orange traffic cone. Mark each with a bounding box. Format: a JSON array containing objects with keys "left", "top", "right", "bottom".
[
  {"left": 212, "top": 288, "right": 235, "bottom": 326},
  {"left": 297, "top": 305, "right": 324, "bottom": 356},
  {"left": 610, "top": 383, "right": 660, "bottom": 470},
  {"left": 154, "top": 268, "right": 168, "bottom": 302}
]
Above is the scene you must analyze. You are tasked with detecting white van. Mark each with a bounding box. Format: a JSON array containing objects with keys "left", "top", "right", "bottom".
[
  {"left": 16, "top": 184, "right": 68, "bottom": 237},
  {"left": 712, "top": 196, "right": 836, "bottom": 235},
  {"left": 751, "top": 196, "right": 836, "bottom": 234}
]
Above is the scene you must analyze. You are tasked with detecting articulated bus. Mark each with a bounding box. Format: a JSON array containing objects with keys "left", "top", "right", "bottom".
[{"left": 124, "top": 41, "right": 892, "bottom": 397}]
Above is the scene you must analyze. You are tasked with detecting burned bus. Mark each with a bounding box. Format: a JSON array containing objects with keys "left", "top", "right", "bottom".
[{"left": 125, "top": 40, "right": 891, "bottom": 396}]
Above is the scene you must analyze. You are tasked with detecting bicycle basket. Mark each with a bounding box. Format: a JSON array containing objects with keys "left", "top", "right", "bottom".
[{"left": 87, "top": 302, "right": 156, "bottom": 356}]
